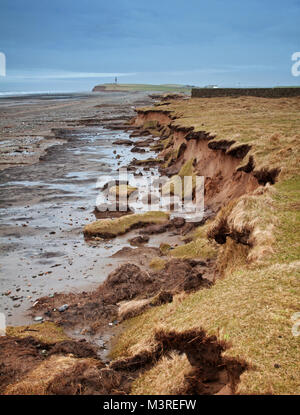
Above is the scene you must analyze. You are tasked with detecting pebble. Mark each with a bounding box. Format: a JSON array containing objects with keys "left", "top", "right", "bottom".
[
  {"left": 58, "top": 304, "right": 69, "bottom": 312},
  {"left": 34, "top": 316, "right": 43, "bottom": 322}
]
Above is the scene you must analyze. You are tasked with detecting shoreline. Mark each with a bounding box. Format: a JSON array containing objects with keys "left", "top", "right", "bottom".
[
  {"left": 0, "top": 91, "right": 160, "bottom": 326},
  {"left": 1, "top": 92, "right": 299, "bottom": 395}
]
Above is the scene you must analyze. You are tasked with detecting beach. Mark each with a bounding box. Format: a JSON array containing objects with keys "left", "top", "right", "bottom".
[
  {"left": 0, "top": 91, "right": 160, "bottom": 326},
  {"left": 0, "top": 91, "right": 299, "bottom": 395}
]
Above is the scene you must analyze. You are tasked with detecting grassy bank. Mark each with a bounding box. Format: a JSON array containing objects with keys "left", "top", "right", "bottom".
[{"left": 111, "top": 96, "right": 300, "bottom": 394}]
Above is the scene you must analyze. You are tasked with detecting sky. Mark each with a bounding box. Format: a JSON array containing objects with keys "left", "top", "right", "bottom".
[{"left": 0, "top": 0, "right": 300, "bottom": 92}]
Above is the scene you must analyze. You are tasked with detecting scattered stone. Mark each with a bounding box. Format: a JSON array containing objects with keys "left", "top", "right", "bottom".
[
  {"left": 130, "top": 146, "right": 146, "bottom": 153},
  {"left": 129, "top": 235, "right": 150, "bottom": 246},
  {"left": 112, "top": 139, "right": 133, "bottom": 146},
  {"left": 58, "top": 304, "right": 69, "bottom": 312},
  {"left": 34, "top": 316, "right": 43, "bottom": 322}
]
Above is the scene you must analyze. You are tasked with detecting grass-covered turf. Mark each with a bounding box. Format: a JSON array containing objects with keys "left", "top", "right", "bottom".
[
  {"left": 112, "top": 181, "right": 300, "bottom": 393},
  {"left": 139, "top": 96, "right": 300, "bottom": 177},
  {"left": 84, "top": 211, "right": 170, "bottom": 238},
  {"left": 169, "top": 221, "right": 218, "bottom": 260},
  {"left": 111, "top": 96, "right": 300, "bottom": 394},
  {"left": 6, "top": 322, "right": 69, "bottom": 344}
]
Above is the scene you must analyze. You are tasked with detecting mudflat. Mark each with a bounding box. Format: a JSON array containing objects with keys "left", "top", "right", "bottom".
[{"left": 0, "top": 91, "right": 161, "bottom": 325}]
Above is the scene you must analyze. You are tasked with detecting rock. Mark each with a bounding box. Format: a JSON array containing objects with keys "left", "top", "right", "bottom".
[
  {"left": 129, "top": 235, "right": 150, "bottom": 246},
  {"left": 130, "top": 146, "right": 146, "bottom": 153},
  {"left": 58, "top": 304, "right": 69, "bottom": 312},
  {"left": 34, "top": 316, "right": 43, "bottom": 322},
  {"left": 112, "top": 139, "right": 133, "bottom": 146}
]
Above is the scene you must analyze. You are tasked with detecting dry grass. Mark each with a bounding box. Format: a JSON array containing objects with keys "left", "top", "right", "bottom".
[
  {"left": 141, "top": 96, "right": 300, "bottom": 179},
  {"left": 208, "top": 184, "right": 276, "bottom": 265},
  {"left": 4, "top": 355, "right": 98, "bottom": 395},
  {"left": 112, "top": 259, "right": 300, "bottom": 394},
  {"left": 131, "top": 351, "right": 191, "bottom": 395},
  {"left": 118, "top": 299, "right": 150, "bottom": 321},
  {"left": 111, "top": 97, "right": 300, "bottom": 394},
  {"left": 149, "top": 257, "right": 166, "bottom": 271},
  {"left": 84, "top": 211, "right": 169, "bottom": 237}
]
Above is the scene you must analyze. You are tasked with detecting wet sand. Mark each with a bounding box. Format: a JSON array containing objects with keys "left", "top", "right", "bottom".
[{"left": 0, "top": 91, "right": 180, "bottom": 326}]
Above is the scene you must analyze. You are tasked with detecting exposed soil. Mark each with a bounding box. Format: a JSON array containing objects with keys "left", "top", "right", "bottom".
[
  {"left": 0, "top": 91, "right": 170, "bottom": 325},
  {"left": 0, "top": 334, "right": 100, "bottom": 393},
  {"left": 131, "top": 109, "right": 273, "bottom": 212},
  {"left": 31, "top": 258, "right": 213, "bottom": 334},
  {"left": 0, "top": 327, "right": 247, "bottom": 395}
]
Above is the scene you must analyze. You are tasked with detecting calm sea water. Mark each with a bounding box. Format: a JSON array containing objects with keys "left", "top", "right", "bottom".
[{"left": 0, "top": 76, "right": 111, "bottom": 96}]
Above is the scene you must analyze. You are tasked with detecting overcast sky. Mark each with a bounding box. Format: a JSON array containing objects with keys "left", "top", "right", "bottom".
[{"left": 0, "top": 0, "right": 300, "bottom": 88}]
